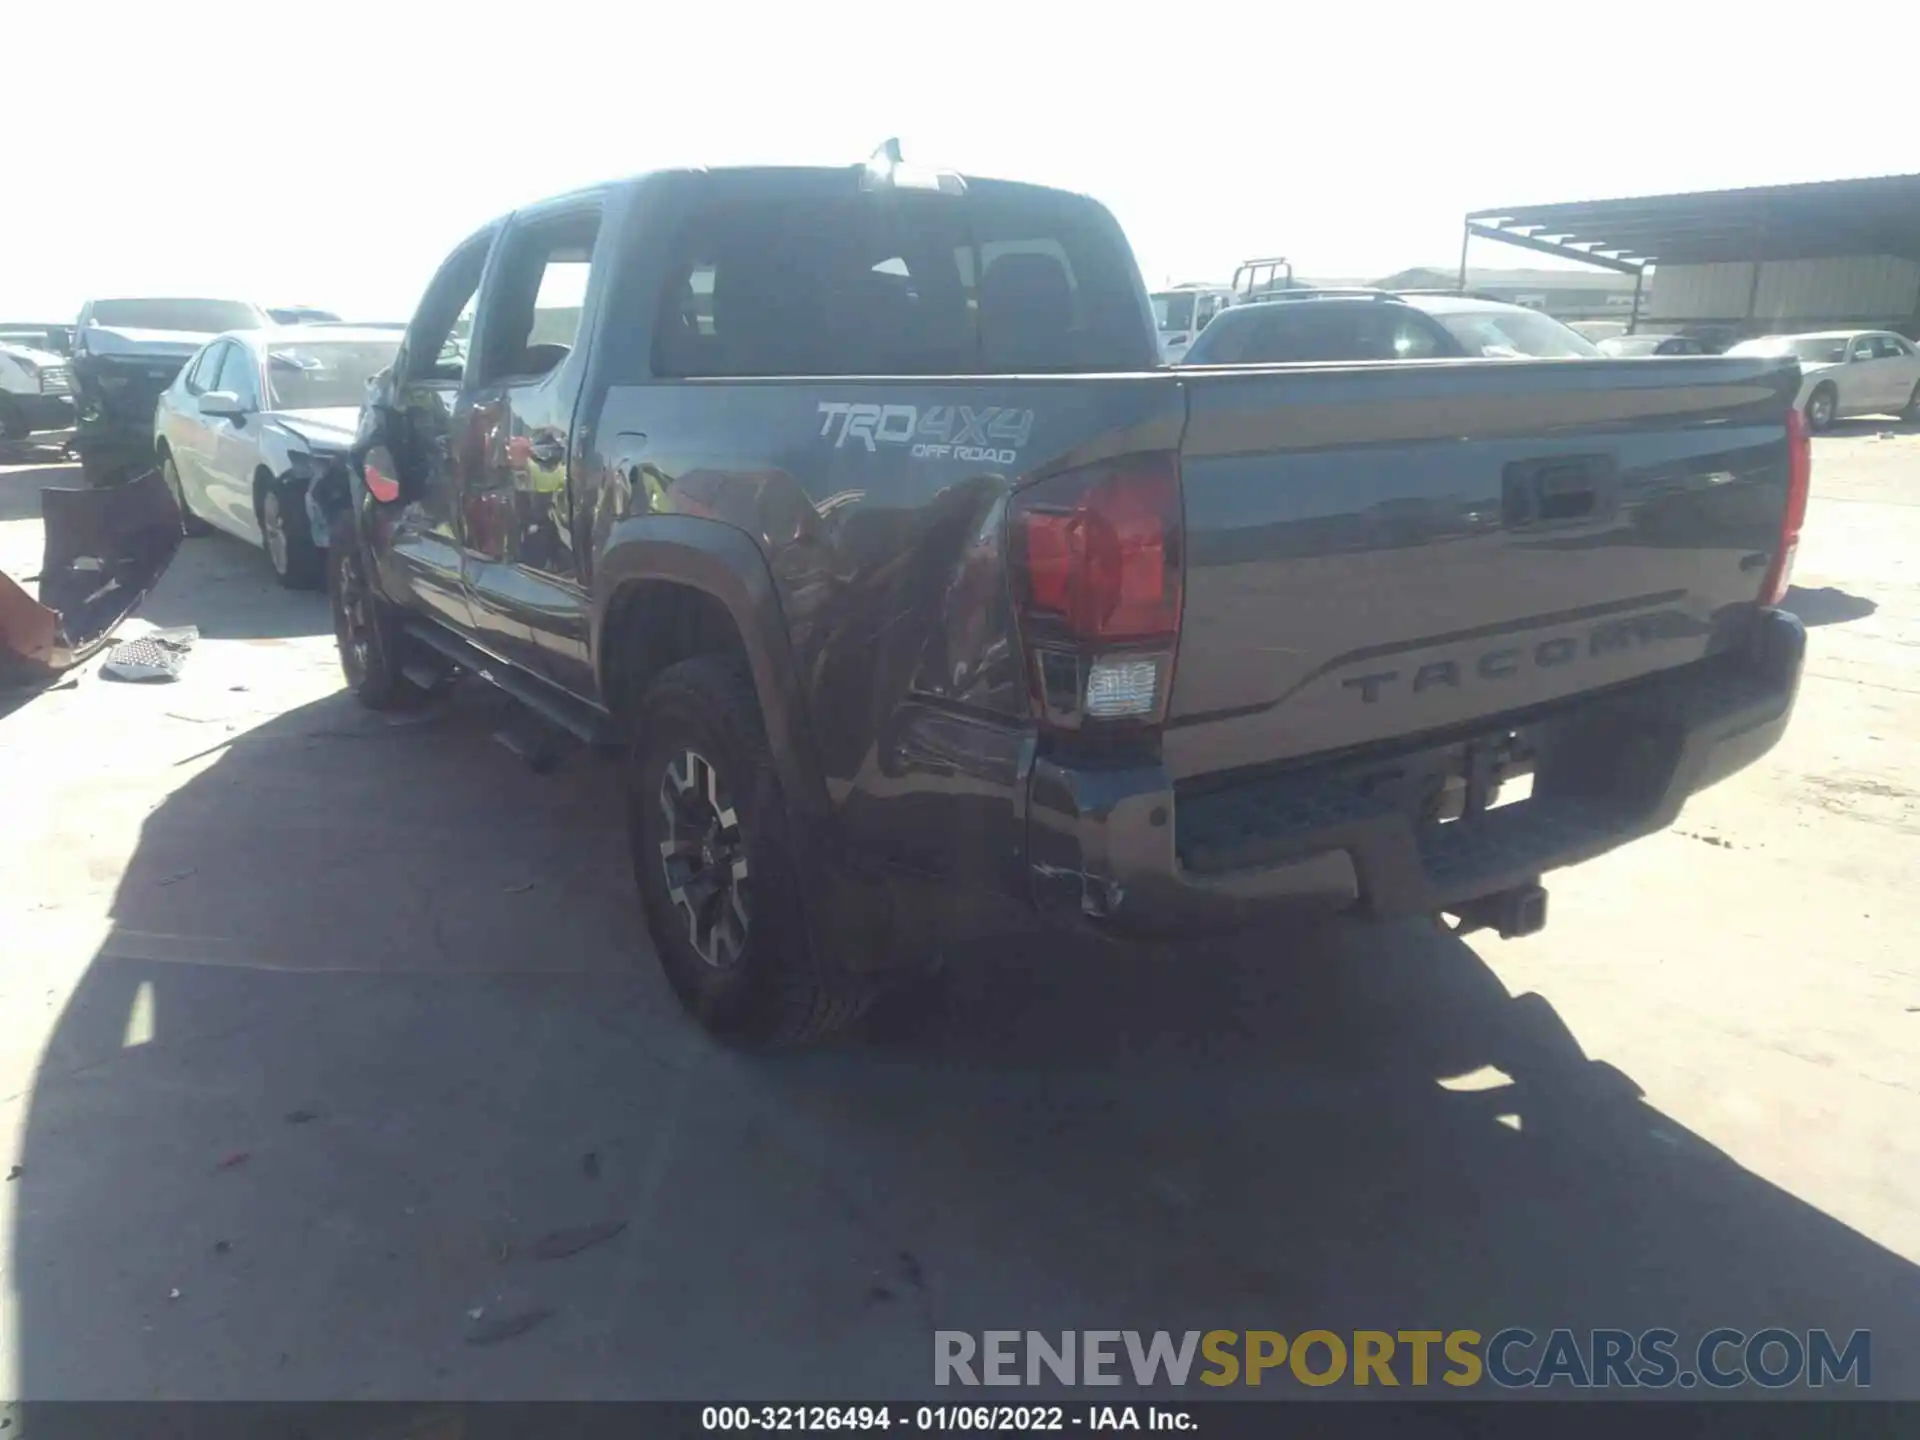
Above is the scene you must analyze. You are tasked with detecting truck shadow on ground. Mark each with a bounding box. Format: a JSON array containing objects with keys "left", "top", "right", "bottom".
[
  {"left": 1784, "top": 584, "right": 1878, "bottom": 628},
  {"left": 10, "top": 683, "right": 1919, "bottom": 1403}
]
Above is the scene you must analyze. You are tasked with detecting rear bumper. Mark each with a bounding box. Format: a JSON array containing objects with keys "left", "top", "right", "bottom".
[{"left": 1027, "top": 608, "right": 1805, "bottom": 938}]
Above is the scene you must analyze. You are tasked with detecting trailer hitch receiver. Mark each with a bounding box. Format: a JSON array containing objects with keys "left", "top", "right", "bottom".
[{"left": 1441, "top": 881, "right": 1548, "bottom": 940}]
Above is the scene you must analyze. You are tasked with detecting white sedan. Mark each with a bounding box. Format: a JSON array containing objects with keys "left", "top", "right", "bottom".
[
  {"left": 1726, "top": 329, "right": 1920, "bottom": 432},
  {"left": 153, "top": 327, "right": 397, "bottom": 587}
]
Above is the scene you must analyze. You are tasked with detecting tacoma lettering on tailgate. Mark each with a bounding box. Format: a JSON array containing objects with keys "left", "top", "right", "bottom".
[{"left": 1341, "top": 609, "right": 1700, "bottom": 704}]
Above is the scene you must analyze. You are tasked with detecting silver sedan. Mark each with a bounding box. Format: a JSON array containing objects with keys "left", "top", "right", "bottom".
[{"left": 152, "top": 326, "right": 398, "bottom": 587}]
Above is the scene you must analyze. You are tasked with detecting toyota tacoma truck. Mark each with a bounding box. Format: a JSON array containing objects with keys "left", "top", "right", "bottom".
[{"left": 323, "top": 148, "right": 1810, "bottom": 1045}]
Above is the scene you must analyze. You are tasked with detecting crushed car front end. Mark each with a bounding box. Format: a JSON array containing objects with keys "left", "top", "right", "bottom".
[{"left": 71, "top": 350, "right": 195, "bottom": 486}]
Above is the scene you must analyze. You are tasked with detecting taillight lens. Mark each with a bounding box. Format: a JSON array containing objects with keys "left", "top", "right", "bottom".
[
  {"left": 1009, "top": 452, "right": 1183, "bottom": 726},
  {"left": 1759, "top": 406, "right": 1811, "bottom": 606},
  {"left": 361, "top": 444, "right": 401, "bottom": 504}
]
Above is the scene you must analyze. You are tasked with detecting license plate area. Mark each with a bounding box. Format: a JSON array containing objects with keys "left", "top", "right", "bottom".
[{"left": 1341, "top": 728, "right": 1537, "bottom": 829}]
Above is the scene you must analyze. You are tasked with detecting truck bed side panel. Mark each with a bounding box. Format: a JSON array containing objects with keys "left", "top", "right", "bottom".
[
  {"left": 590, "top": 375, "right": 1183, "bottom": 894},
  {"left": 1169, "top": 356, "right": 1800, "bottom": 782}
]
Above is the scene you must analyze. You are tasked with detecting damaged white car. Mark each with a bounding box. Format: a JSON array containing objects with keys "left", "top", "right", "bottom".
[{"left": 152, "top": 326, "right": 399, "bottom": 588}]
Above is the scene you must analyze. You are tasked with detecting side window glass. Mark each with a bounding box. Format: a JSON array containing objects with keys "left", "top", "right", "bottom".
[
  {"left": 1851, "top": 337, "right": 1876, "bottom": 362},
  {"left": 1388, "top": 315, "right": 1445, "bottom": 359},
  {"left": 404, "top": 234, "right": 493, "bottom": 384},
  {"left": 1875, "top": 335, "right": 1909, "bottom": 359},
  {"left": 215, "top": 344, "right": 259, "bottom": 405},
  {"left": 446, "top": 291, "right": 478, "bottom": 378},
  {"left": 471, "top": 206, "right": 603, "bottom": 387},
  {"left": 184, "top": 344, "right": 222, "bottom": 395}
]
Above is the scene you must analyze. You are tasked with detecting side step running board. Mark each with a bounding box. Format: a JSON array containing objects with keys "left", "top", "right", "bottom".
[{"left": 400, "top": 618, "right": 619, "bottom": 747}]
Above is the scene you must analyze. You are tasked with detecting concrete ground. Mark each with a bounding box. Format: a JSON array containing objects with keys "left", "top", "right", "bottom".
[{"left": 0, "top": 431, "right": 1915, "bottom": 1403}]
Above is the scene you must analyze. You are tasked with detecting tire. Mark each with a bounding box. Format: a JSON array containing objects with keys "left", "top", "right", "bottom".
[
  {"left": 629, "top": 655, "right": 870, "bottom": 1046},
  {"left": 1805, "top": 384, "right": 1837, "bottom": 433},
  {"left": 161, "top": 451, "right": 213, "bottom": 537},
  {"left": 1904, "top": 382, "right": 1920, "bottom": 423},
  {"left": 259, "top": 476, "right": 322, "bottom": 589},
  {"left": 0, "top": 397, "right": 26, "bottom": 442},
  {"left": 327, "top": 527, "right": 421, "bottom": 710}
]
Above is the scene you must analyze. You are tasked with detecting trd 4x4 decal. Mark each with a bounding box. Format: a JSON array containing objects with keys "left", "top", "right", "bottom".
[{"left": 816, "top": 402, "right": 1034, "bottom": 465}]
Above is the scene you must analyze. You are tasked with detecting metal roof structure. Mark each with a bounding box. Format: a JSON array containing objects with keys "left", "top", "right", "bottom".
[{"left": 1465, "top": 173, "right": 1920, "bottom": 275}]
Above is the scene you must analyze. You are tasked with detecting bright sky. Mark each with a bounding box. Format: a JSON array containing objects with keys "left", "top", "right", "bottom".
[{"left": 7, "top": 0, "right": 1918, "bottom": 322}]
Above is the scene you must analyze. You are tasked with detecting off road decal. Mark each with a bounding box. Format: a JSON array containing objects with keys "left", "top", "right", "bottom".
[{"left": 817, "top": 402, "right": 1034, "bottom": 466}]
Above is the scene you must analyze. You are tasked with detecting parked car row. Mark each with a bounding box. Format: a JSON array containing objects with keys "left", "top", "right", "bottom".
[
  {"left": 1178, "top": 288, "right": 1604, "bottom": 365},
  {"left": 1171, "top": 289, "right": 1920, "bottom": 433},
  {"left": 15, "top": 295, "right": 393, "bottom": 584},
  {"left": 153, "top": 326, "right": 399, "bottom": 587},
  {"left": 1597, "top": 333, "right": 1717, "bottom": 357}
]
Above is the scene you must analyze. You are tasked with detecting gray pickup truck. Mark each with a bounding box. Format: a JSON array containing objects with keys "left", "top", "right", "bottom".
[{"left": 323, "top": 149, "right": 1810, "bottom": 1045}]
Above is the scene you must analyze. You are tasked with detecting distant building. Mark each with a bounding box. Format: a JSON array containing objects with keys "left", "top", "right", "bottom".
[{"left": 1461, "top": 175, "right": 1920, "bottom": 343}]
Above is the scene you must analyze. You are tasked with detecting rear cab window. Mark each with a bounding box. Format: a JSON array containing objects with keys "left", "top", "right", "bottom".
[{"left": 649, "top": 176, "right": 1154, "bottom": 377}]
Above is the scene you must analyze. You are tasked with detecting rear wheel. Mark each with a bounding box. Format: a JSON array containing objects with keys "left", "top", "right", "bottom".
[
  {"left": 161, "top": 452, "right": 213, "bottom": 537},
  {"left": 1903, "top": 382, "right": 1920, "bottom": 422},
  {"left": 328, "top": 529, "right": 420, "bottom": 710},
  {"left": 259, "top": 477, "right": 322, "bottom": 589},
  {"left": 1805, "top": 384, "right": 1837, "bottom": 433},
  {"left": 628, "top": 655, "right": 870, "bottom": 1046}
]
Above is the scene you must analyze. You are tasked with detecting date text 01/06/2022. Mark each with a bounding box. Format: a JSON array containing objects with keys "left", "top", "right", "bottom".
[{"left": 700, "top": 1404, "right": 1194, "bottom": 1432}]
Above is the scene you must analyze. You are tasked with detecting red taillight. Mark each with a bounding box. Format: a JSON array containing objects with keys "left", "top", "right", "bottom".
[
  {"left": 362, "top": 445, "right": 401, "bottom": 504},
  {"left": 1009, "top": 452, "right": 1183, "bottom": 725},
  {"left": 1012, "top": 454, "right": 1182, "bottom": 642},
  {"left": 1760, "top": 406, "right": 1811, "bottom": 606}
]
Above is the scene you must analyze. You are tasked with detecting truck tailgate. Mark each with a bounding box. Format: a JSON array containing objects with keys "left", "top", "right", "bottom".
[{"left": 1167, "top": 356, "right": 1800, "bottom": 781}]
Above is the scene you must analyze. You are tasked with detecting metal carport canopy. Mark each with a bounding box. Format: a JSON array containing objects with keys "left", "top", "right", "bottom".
[{"left": 1465, "top": 172, "right": 1920, "bottom": 272}]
